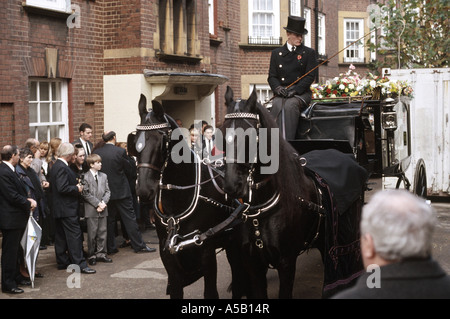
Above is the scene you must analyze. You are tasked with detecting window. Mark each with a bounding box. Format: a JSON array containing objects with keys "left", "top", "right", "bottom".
[
  {"left": 344, "top": 18, "right": 364, "bottom": 63},
  {"left": 159, "top": 0, "right": 198, "bottom": 57},
  {"left": 208, "top": 0, "right": 215, "bottom": 35},
  {"left": 252, "top": 84, "right": 273, "bottom": 109},
  {"left": 303, "top": 8, "right": 311, "bottom": 48},
  {"left": 369, "top": 19, "right": 377, "bottom": 62},
  {"left": 303, "top": 8, "right": 311, "bottom": 47},
  {"left": 24, "top": 0, "right": 71, "bottom": 13},
  {"left": 29, "top": 79, "right": 68, "bottom": 142},
  {"left": 290, "top": 0, "right": 301, "bottom": 16},
  {"left": 249, "top": 0, "right": 280, "bottom": 45},
  {"left": 317, "top": 13, "right": 326, "bottom": 56}
]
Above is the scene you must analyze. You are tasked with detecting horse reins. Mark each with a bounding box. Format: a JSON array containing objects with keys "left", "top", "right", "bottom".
[{"left": 224, "top": 107, "right": 326, "bottom": 251}]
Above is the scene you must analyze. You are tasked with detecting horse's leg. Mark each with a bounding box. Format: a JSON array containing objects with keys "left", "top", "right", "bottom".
[
  {"left": 244, "top": 247, "right": 269, "bottom": 299},
  {"left": 160, "top": 252, "right": 185, "bottom": 299},
  {"left": 202, "top": 248, "right": 219, "bottom": 299},
  {"left": 225, "top": 245, "right": 250, "bottom": 299},
  {"left": 166, "top": 274, "right": 184, "bottom": 299},
  {"left": 277, "top": 256, "right": 297, "bottom": 299},
  {"left": 248, "top": 264, "right": 268, "bottom": 299}
]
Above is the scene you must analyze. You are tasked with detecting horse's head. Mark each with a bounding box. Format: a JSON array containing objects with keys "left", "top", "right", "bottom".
[
  {"left": 221, "top": 86, "right": 263, "bottom": 199},
  {"left": 129, "top": 94, "right": 174, "bottom": 203}
]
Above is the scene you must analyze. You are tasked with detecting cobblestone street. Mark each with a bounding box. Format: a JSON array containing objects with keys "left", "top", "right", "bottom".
[{"left": 0, "top": 198, "right": 448, "bottom": 300}]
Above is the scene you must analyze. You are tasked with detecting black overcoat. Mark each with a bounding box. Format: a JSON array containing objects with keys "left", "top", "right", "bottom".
[
  {"left": 268, "top": 43, "right": 318, "bottom": 96},
  {"left": 0, "top": 162, "right": 31, "bottom": 229},
  {"left": 50, "top": 159, "right": 80, "bottom": 219}
]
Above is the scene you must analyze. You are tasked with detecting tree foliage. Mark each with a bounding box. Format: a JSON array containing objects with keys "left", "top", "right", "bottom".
[{"left": 367, "top": 0, "right": 449, "bottom": 70}]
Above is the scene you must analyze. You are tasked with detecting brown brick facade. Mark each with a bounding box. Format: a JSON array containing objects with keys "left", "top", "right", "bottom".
[{"left": 0, "top": 0, "right": 375, "bottom": 147}]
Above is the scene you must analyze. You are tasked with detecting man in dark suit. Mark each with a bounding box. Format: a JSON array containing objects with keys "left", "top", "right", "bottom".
[
  {"left": 268, "top": 16, "right": 318, "bottom": 140},
  {"left": 73, "top": 123, "right": 94, "bottom": 157},
  {"left": 333, "top": 190, "right": 450, "bottom": 299},
  {"left": 93, "top": 131, "right": 156, "bottom": 254},
  {"left": 50, "top": 143, "right": 96, "bottom": 274},
  {"left": 0, "top": 145, "right": 37, "bottom": 294},
  {"left": 201, "top": 125, "right": 215, "bottom": 159}
]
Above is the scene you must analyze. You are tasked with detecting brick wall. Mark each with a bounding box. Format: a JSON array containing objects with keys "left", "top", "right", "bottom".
[
  {"left": 210, "top": 0, "right": 242, "bottom": 123},
  {"left": 0, "top": 0, "right": 104, "bottom": 146},
  {"left": 0, "top": 0, "right": 375, "bottom": 147}
]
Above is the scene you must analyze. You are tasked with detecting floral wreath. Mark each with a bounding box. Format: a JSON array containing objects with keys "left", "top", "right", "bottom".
[{"left": 311, "top": 64, "right": 413, "bottom": 100}]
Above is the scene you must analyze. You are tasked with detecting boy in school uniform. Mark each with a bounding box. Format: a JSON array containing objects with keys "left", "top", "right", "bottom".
[{"left": 82, "top": 154, "right": 112, "bottom": 265}]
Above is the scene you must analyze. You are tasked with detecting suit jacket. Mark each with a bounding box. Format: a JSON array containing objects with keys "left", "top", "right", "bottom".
[
  {"left": 268, "top": 43, "right": 318, "bottom": 96},
  {"left": 0, "top": 162, "right": 31, "bottom": 229},
  {"left": 332, "top": 258, "right": 450, "bottom": 299},
  {"left": 50, "top": 159, "right": 80, "bottom": 219},
  {"left": 82, "top": 171, "right": 110, "bottom": 218},
  {"left": 201, "top": 137, "right": 215, "bottom": 158},
  {"left": 93, "top": 143, "right": 132, "bottom": 200}
]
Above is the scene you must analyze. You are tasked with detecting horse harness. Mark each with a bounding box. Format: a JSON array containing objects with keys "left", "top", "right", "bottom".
[
  {"left": 135, "top": 119, "right": 172, "bottom": 173},
  {"left": 134, "top": 109, "right": 326, "bottom": 255},
  {"left": 134, "top": 117, "right": 250, "bottom": 253},
  {"left": 223, "top": 110, "right": 327, "bottom": 253}
]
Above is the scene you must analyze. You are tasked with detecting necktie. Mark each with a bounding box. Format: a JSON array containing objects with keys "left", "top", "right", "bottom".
[
  {"left": 292, "top": 46, "right": 296, "bottom": 52},
  {"left": 95, "top": 174, "right": 98, "bottom": 185},
  {"left": 85, "top": 142, "right": 90, "bottom": 155}
]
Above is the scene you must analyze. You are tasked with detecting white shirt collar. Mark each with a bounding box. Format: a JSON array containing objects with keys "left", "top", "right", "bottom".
[
  {"left": 81, "top": 139, "right": 90, "bottom": 152},
  {"left": 287, "top": 42, "right": 296, "bottom": 51},
  {"left": 58, "top": 158, "right": 69, "bottom": 166},
  {"left": 4, "top": 161, "right": 15, "bottom": 172},
  {"left": 90, "top": 169, "right": 98, "bottom": 178}
]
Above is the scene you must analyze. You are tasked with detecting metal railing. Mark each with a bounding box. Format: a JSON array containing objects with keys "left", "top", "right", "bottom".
[{"left": 248, "top": 36, "right": 283, "bottom": 46}]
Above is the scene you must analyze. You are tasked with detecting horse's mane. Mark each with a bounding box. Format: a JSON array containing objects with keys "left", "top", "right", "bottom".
[
  {"left": 254, "top": 103, "right": 309, "bottom": 218},
  {"left": 221, "top": 90, "right": 308, "bottom": 222}
]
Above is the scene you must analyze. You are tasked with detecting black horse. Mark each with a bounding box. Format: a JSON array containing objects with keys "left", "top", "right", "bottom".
[
  {"left": 129, "top": 94, "right": 248, "bottom": 299},
  {"left": 221, "top": 86, "right": 366, "bottom": 298}
]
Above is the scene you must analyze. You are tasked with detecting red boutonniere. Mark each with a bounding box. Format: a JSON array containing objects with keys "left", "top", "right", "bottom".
[{"left": 297, "top": 55, "right": 302, "bottom": 61}]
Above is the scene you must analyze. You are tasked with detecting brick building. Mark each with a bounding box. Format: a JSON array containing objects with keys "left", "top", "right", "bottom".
[{"left": 0, "top": 0, "right": 377, "bottom": 146}]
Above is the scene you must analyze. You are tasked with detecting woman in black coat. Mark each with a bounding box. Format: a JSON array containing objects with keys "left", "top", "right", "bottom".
[{"left": 16, "top": 148, "right": 46, "bottom": 222}]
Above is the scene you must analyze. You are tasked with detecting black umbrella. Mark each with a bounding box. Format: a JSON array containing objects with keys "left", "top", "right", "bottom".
[{"left": 20, "top": 213, "right": 42, "bottom": 289}]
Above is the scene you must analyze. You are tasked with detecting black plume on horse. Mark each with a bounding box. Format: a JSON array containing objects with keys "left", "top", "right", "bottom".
[{"left": 221, "top": 86, "right": 366, "bottom": 298}]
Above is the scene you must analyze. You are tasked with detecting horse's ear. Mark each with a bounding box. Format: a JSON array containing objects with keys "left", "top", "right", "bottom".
[
  {"left": 225, "top": 86, "right": 234, "bottom": 112},
  {"left": 138, "top": 94, "right": 148, "bottom": 120},
  {"left": 127, "top": 133, "right": 138, "bottom": 157},
  {"left": 246, "top": 86, "right": 259, "bottom": 113},
  {"left": 152, "top": 100, "right": 165, "bottom": 121}
]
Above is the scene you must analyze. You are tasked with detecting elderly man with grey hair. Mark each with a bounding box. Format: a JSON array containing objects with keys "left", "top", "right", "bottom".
[
  {"left": 333, "top": 190, "right": 450, "bottom": 299},
  {"left": 50, "top": 143, "right": 96, "bottom": 274}
]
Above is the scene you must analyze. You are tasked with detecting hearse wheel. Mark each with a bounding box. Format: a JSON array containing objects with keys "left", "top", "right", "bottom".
[{"left": 413, "top": 159, "right": 427, "bottom": 198}]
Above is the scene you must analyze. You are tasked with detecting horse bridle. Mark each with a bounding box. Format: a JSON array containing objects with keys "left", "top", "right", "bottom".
[
  {"left": 223, "top": 103, "right": 325, "bottom": 251},
  {"left": 224, "top": 104, "right": 264, "bottom": 203},
  {"left": 135, "top": 121, "right": 172, "bottom": 172}
]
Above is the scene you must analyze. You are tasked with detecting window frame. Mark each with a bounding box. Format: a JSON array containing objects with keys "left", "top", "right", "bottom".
[
  {"left": 317, "top": 13, "right": 326, "bottom": 56},
  {"left": 251, "top": 84, "right": 273, "bottom": 109},
  {"left": 303, "top": 7, "right": 312, "bottom": 48},
  {"left": 24, "top": 0, "right": 71, "bottom": 13},
  {"left": 290, "top": 0, "right": 301, "bottom": 17},
  {"left": 157, "top": 0, "right": 201, "bottom": 63},
  {"left": 248, "top": 0, "right": 280, "bottom": 45},
  {"left": 29, "top": 79, "right": 69, "bottom": 142},
  {"left": 208, "top": 0, "right": 215, "bottom": 35},
  {"left": 343, "top": 18, "right": 365, "bottom": 63}
]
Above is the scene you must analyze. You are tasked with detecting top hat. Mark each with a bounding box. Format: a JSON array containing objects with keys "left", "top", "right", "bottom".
[{"left": 284, "top": 16, "right": 308, "bottom": 35}]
